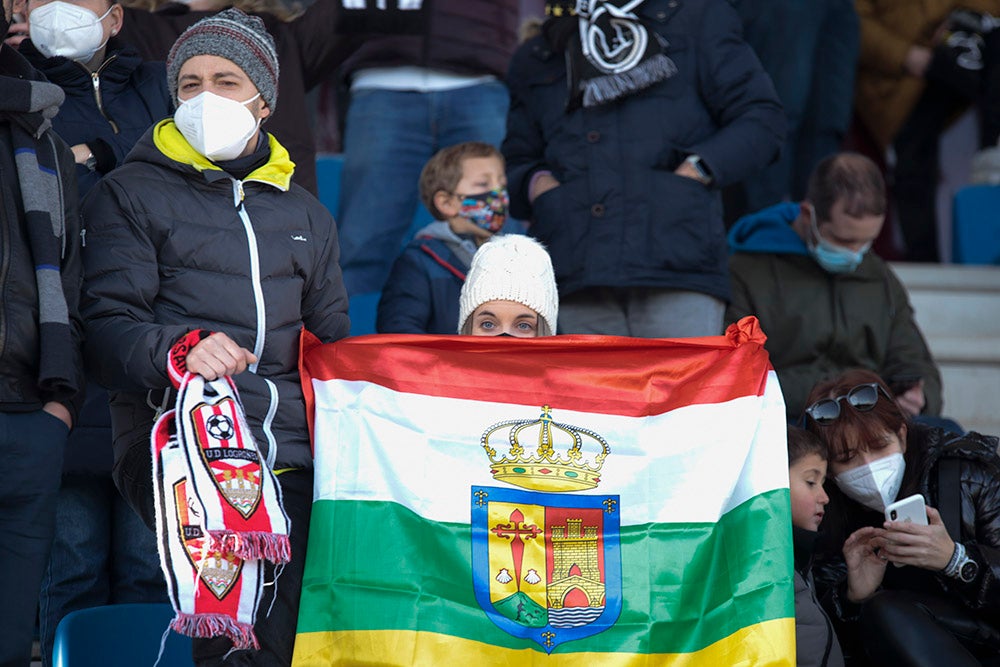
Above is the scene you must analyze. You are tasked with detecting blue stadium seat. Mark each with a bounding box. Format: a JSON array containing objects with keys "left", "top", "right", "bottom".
[
  {"left": 349, "top": 291, "right": 381, "bottom": 337},
  {"left": 52, "top": 603, "right": 194, "bottom": 667},
  {"left": 952, "top": 185, "right": 1000, "bottom": 265},
  {"left": 315, "top": 153, "right": 344, "bottom": 219}
]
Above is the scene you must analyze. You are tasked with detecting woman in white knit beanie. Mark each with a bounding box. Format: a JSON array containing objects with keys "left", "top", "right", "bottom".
[{"left": 458, "top": 235, "right": 558, "bottom": 336}]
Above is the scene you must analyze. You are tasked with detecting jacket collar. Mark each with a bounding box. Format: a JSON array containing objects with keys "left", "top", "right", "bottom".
[
  {"left": 151, "top": 118, "right": 293, "bottom": 191},
  {"left": 20, "top": 37, "right": 142, "bottom": 94}
]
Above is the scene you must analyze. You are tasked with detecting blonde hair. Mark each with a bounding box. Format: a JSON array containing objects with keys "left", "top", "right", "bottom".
[{"left": 419, "top": 142, "right": 504, "bottom": 220}]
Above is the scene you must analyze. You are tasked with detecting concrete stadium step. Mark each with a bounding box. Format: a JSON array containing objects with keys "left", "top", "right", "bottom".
[{"left": 891, "top": 262, "right": 1000, "bottom": 438}]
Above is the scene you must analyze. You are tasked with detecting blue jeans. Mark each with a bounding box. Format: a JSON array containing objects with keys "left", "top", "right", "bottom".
[
  {"left": 736, "top": 0, "right": 859, "bottom": 208},
  {"left": 0, "top": 410, "right": 67, "bottom": 666},
  {"left": 336, "top": 81, "right": 509, "bottom": 296},
  {"left": 38, "top": 474, "right": 167, "bottom": 667}
]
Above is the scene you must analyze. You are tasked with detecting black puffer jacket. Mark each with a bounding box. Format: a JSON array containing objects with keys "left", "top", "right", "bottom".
[
  {"left": 814, "top": 425, "right": 1000, "bottom": 625},
  {"left": 80, "top": 120, "right": 350, "bottom": 470},
  {"left": 503, "top": 0, "right": 784, "bottom": 300},
  {"left": 20, "top": 37, "right": 172, "bottom": 200}
]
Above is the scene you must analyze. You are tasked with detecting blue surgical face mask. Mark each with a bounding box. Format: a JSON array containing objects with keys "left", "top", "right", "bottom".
[{"left": 807, "top": 204, "right": 871, "bottom": 274}]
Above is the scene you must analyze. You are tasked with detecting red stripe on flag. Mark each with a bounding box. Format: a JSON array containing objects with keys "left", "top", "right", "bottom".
[{"left": 301, "top": 317, "right": 773, "bottom": 419}]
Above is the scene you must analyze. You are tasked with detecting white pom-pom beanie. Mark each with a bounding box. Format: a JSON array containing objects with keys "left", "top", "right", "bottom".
[{"left": 458, "top": 235, "right": 559, "bottom": 334}]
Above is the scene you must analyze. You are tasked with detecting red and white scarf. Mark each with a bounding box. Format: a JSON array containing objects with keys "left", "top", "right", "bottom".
[{"left": 152, "top": 374, "right": 290, "bottom": 649}]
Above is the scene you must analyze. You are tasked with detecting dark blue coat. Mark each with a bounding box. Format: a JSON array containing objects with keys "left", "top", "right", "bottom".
[
  {"left": 21, "top": 37, "right": 172, "bottom": 201},
  {"left": 503, "top": 0, "right": 785, "bottom": 301},
  {"left": 377, "top": 234, "right": 468, "bottom": 335}
]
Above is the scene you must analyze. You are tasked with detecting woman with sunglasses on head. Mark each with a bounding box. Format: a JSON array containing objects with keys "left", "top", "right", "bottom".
[{"left": 803, "top": 368, "right": 1000, "bottom": 667}]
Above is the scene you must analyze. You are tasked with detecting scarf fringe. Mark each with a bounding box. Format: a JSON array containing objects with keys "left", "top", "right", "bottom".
[
  {"left": 582, "top": 53, "right": 678, "bottom": 107},
  {"left": 210, "top": 531, "right": 292, "bottom": 563},
  {"left": 171, "top": 612, "right": 260, "bottom": 650}
]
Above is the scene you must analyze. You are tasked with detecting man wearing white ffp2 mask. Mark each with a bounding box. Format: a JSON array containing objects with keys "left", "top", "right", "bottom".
[
  {"left": 26, "top": 0, "right": 118, "bottom": 64},
  {"left": 172, "top": 59, "right": 269, "bottom": 163},
  {"left": 174, "top": 84, "right": 265, "bottom": 162},
  {"left": 165, "top": 6, "right": 277, "bottom": 164}
]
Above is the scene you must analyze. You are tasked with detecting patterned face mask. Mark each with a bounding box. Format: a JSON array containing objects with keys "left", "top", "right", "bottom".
[{"left": 456, "top": 188, "right": 509, "bottom": 233}]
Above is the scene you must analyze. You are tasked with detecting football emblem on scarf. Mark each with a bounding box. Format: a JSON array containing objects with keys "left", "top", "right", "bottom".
[
  {"left": 472, "top": 406, "right": 622, "bottom": 652},
  {"left": 191, "top": 397, "right": 263, "bottom": 518},
  {"left": 173, "top": 479, "right": 243, "bottom": 600},
  {"left": 206, "top": 414, "right": 236, "bottom": 441}
]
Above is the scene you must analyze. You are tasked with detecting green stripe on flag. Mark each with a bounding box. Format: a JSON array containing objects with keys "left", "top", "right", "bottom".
[{"left": 297, "top": 489, "right": 793, "bottom": 654}]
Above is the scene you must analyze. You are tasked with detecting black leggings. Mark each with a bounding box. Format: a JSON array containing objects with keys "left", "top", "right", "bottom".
[{"left": 859, "top": 590, "right": 1000, "bottom": 667}]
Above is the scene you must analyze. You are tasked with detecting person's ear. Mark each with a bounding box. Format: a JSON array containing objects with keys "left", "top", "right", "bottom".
[
  {"left": 255, "top": 95, "right": 271, "bottom": 122},
  {"left": 108, "top": 3, "right": 123, "bottom": 36},
  {"left": 434, "top": 189, "right": 458, "bottom": 218},
  {"left": 897, "top": 423, "right": 907, "bottom": 453},
  {"left": 793, "top": 201, "right": 814, "bottom": 242}
]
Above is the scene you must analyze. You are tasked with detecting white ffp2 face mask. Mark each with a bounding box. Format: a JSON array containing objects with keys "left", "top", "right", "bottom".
[
  {"left": 30, "top": 1, "right": 112, "bottom": 62},
  {"left": 173, "top": 91, "right": 262, "bottom": 162},
  {"left": 834, "top": 452, "right": 905, "bottom": 512}
]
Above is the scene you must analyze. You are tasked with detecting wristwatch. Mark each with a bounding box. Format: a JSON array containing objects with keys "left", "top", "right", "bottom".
[
  {"left": 685, "top": 154, "right": 713, "bottom": 185},
  {"left": 943, "top": 542, "right": 979, "bottom": 583},
  {"left": 83, "top": 150, "right": 97, "bottom": 172}
]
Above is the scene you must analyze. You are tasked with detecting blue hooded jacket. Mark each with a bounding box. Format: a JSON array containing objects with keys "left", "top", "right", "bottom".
[{"left": 727, "top": 202, "right": 809, "bottom": 256}]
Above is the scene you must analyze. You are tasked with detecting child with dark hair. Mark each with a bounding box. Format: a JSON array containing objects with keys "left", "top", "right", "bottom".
[
  {"left": 787, "top": 425, "right": 845, "bottom": 667},
  {"left": 377, "top": 141, "right": 517, "bottom": 334}
]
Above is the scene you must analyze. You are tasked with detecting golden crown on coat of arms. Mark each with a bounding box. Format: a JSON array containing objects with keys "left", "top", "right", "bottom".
[{"left": 480, "top": 406, "right": 609, "bottom": 493}]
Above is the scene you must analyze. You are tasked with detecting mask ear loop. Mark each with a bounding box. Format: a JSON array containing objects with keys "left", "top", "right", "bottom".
[{"left": 68, "top": 5, "right": 116, "bottom": 63}]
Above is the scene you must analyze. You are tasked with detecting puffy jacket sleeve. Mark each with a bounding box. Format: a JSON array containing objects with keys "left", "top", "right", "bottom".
[
  {"left": 725, "top": 254, "right": 819, "bottom": 418},
  {"left": 938, "top": 450, "right": 1000, "bottom": 613},
  {"left": 301, "top": 202, "right": 350, "bottom": 343},
  {"left": 377, "top": 246, "right": 437, "bottom": 334},
  {"left": 80, "top": 175, "right": 191, "bottom": 392},
  {"left": 685, "top": 0, "right": 785, "bottom": 188},
  {"left": 880, "top": 266, "right": 942, "bottom": 415},
  {"left": 502, "top": 40, "right": 551, "bottom": 222}
]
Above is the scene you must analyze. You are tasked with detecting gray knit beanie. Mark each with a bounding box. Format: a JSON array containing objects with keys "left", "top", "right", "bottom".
[
  {"left": 166, "top": 8, "right": 279, "bottom": 112},
  {"left": 458, "top": 235, "right": 559, "bottom": 335}
]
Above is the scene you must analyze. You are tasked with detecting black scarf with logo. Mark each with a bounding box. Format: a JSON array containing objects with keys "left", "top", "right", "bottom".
[{"left": 543, "top": 0, "right": 677, "bottom": 110}]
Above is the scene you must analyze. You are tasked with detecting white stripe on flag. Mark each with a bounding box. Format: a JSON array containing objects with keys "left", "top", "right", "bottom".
[{"left": 311, "top": 371, "right": 788, "bottom": 526}]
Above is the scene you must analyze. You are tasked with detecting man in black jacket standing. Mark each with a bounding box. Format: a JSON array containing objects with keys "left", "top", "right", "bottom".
[
  {"left": 81, "top": 9, "right": 349, "bottom": 666},
  {"left": 0, "top": 0, "right": 83, "bottom": 661}
]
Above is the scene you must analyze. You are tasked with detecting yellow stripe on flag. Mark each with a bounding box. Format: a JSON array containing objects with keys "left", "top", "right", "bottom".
[{"left": 292, "top": 617, "right": 795, "bottom": 666}]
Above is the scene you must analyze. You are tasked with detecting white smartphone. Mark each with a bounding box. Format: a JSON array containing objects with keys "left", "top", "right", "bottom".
[{"left": 885, "top": 493, "right": 928, "bottom": 525}]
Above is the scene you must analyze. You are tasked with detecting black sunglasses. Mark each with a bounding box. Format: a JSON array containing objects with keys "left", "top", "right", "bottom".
[{"left": 804, "top": 382, "right": 894, "bottom": 425}]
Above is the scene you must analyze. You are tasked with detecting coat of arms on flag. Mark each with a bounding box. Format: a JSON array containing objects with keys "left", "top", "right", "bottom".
[
  {"left": 293, "top": 318, "right": 797, "bottom": 666},
  {"left": 471, "top": 407, "right": 621, "bottom": 652}
]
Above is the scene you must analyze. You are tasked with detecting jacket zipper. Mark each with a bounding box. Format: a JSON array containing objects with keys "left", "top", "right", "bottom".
[
  {"left": 82, "top": 56, "right": 120, "bottom": 134},
  {"left": 232, "top": 179, "right": 278, "bottom": 464}
]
